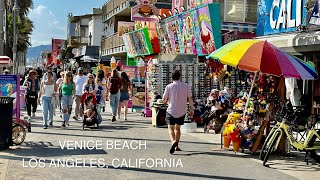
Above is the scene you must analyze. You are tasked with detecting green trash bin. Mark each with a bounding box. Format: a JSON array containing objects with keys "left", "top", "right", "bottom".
[{"left": 0, "top": 97, "right": 15, "bottom": 150}]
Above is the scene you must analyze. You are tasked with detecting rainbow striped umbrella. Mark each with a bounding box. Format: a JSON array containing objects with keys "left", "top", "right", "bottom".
[{"left": 207, "top": 39, "right": 318, "bottom": 80}]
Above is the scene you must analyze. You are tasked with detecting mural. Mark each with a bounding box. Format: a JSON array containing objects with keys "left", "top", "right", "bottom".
[
  {"left": 122, "top": 28, "right": 153, "bottom": 58},
  {"left": 197, "top": 6, "right": 216, "bottom": 54},
  {"left": 131, "top": 0, "right": 159, "bottom": 22}
]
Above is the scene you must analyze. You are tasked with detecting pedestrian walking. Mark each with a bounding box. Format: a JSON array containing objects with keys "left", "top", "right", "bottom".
[
  {"left": 56, "top": 71, "right": 65, "bottom": 114},
  {"left": 59, "top": 71, "right": 76, "bottom": 127},
  {"left": 107, "top": 69, "right": 122, "bottom": 122},
  {"left": 162, "top": 70, "right": 194, "bottom": 154},
  {"left": 42, "top": 65, "right": 57, "bottom": 82},
  {"left": 118, "top": 72, "right": 131, "bottom": 121},
  {"left": 97, "top": 70, "right": 107, "bottom": 112},
  {"left": 82, "top": 73, "right": 98, "bottom": 94},
  {"left": 73, "top": 67, "right": 87, "bottom": 120},
  {"left": 95, "top": 78, "right": 104, "bottom": 123},
  {"left": 23, "top": 70, "right": 40, "bottom": 120},
  {"left": 38, "top": 71, "right": 57, "bottom": 129}
]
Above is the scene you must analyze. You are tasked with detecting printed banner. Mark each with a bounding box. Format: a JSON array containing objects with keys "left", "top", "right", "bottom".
[
  {"left": 123, "top": 28, "right": 153, "bottom": 58},
  {"left": 157, "top": 4, "right": 221, "bottom": 55},
  {"left": 310, "top": 0, "right": 320, "bottom": 25},
  {"left": 0, "top": 75, "right": 20, "bottom": 119},
  {"left": 131, "top": 78, "right": 146, "bottom": 109},
  {"left": 118, "top": 21, "right": 135, "bottom": 37},
  {"left": 122, "top": 66, "right": 138, "bottom": 80},
  {"left": 131, "top": 0, "right": 159, "bottom": 22},
  {"left": 51, "top": 39, "right": 66, "bottom": 65}
]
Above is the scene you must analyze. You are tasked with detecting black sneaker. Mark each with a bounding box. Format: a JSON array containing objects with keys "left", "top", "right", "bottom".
[
  {"left": 102, "top": 107, "right": 105, "bottom": 112},
  {"left": 61, "top": 122, "right": 66, "bottom": 127},
  {"left": 112, "top": 116, "right": 116, "bottom": 122},
  {"left": 49, "top": 122, "right": 53, "bottom": 126},
  {"left": 43, "top": 126, "right": 48, "bottom": 129}
]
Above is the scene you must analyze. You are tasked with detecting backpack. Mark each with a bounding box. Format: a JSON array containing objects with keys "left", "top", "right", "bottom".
[{"left": 108, "top": 77, "right": 120, "bottom": 94}]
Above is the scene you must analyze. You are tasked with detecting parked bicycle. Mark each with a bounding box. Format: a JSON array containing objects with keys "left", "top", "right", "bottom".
[
  {"left": 260, "top": 101, "right": 320, "bottom": 166},
  {"left": 12, "top": 117, "right": 31, "bottom": 145}
]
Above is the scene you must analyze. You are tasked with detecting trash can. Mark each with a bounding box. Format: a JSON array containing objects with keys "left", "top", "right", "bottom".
[{"left": 0, "top": 97, "right": 15, "bottom": 150}]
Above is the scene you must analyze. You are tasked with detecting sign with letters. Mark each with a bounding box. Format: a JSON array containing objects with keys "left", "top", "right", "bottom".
[{"left": 257, "top": 0, "right": 307, "bottom": 36}]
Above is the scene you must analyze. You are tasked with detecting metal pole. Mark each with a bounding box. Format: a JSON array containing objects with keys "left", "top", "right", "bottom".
[
  {"left": 0, "top": 0, "right": 4, "bottom": 55},
  {"left": 13, "top": 0, "right": 20, "bottom": 74}
]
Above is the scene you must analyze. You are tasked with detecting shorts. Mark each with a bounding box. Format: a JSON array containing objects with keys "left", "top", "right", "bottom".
[
  {"left": 120, "top": 92, "right": 130, "bottom": 102},
  {"left": 165, "top": 112, "right": 185, "bottom": 125},
  {"left": 61, "top": 95, "right": 73, "bottom": 109}
]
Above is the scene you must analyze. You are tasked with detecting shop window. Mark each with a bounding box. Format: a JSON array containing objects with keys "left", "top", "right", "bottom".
[
  {"left": 225, "top": 0, "right": 245, "bottom": 22},
  {"left": 245, "top": 0, "right": 257, "bottom": 22}
]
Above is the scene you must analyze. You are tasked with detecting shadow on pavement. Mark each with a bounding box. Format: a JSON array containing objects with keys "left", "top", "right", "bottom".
[{"left": 0, "top": 154, "right": 253, "bottom": 180}]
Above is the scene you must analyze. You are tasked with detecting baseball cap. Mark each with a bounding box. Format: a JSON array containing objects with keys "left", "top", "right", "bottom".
[{"left": 78, "top": 67, "right": 83, "bottom": 71}]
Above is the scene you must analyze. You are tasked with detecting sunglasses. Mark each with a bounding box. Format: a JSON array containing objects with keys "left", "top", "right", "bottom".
[
  {"left": 67, "top": 74, "right": 72, "bottom": 77},
  {"left": 89, "top": 77, "right": 94, "bottom": 79}
]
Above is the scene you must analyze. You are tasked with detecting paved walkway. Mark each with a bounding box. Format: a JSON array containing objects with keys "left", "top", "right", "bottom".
[{"left": 0, "top": 104, "right": 319, "bottom": 180}]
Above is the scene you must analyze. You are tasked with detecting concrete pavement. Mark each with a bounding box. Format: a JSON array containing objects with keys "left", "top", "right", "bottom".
[{"left": 0, "top": 104, "right": 318, "bottom": 180}]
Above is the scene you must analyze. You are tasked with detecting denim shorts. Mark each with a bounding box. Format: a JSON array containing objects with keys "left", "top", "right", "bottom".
[
  {"left": 120, "top": 92, "right": 130, "bottom": 102},
  {"left": 61, "top": 95, "right": 73, "bottom": 109}
]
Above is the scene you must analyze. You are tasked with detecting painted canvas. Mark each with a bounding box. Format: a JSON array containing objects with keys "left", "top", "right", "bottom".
[
  {"left": 131, "top": 0, "right": 159, "bottom": 22},
  {"left": 197, "top": 6, "right": 216, "bottom": 54}
]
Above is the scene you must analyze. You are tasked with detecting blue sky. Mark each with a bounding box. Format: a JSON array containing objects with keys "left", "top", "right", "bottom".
[{"left": 28, "top": 0, "right": 106, "bottom": 47}]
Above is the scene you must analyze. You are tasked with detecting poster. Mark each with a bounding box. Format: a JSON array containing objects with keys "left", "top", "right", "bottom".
[
  {"left": 131, "top": 78, "right": 145, "bottom": 109},
  {"left": 131, "top": 0, "right": 159, "bottom": 22},
  {"left": 0, "top": 75, "right": 20, "bottom": 119},
  {"left": 123, "top": 28, "right": 153, "bottom": 58},
  {"left": 197, "top": 6, "right": 216, "bottom": 55},
  {"left": 118, "top": 21, "right": 135, "bottom": 37},
  {"left": 122, "top": 66, "right": 138, "bottom": 80}
]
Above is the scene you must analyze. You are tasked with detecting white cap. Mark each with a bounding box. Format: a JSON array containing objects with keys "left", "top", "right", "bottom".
[
  {"left": 138, "top": 58, "right": 145, "bottom": 67},
  {"left": 111, "top": 56, "right": 116, "bottom": 63}
]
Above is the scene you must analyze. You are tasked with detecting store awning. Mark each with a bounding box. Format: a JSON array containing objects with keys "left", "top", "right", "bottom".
[
  {"left": 256, "top": 30, "right": 320, "bottom": 55},
  {"left": 0, "top": 56, "right": 12, "bottom": 65}
]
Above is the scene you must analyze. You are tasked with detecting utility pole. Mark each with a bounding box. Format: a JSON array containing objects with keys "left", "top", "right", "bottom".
[{"left": 12, "top": 0, "right": 20, "bottom": 74}]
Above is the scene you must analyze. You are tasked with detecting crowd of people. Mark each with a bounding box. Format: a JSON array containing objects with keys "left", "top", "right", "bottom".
[{"left": 21, "top": 64, "right": 131, "bottom": 129}]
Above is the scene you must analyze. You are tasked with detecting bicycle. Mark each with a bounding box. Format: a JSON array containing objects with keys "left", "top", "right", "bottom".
[
  {"left": 12, "top": 117, "right": 31, "bottom": 145},
  {"left": 260, "top": 104, "right": 320, "bottom": 166}
]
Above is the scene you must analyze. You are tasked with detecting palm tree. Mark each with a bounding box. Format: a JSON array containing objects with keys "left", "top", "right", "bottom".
[{"left": 5, "top": 0, "right": 34, "bottom": 59}]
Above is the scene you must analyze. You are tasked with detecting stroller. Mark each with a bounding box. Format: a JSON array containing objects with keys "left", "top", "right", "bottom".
[{"left": 81, "top": 93, "right": 100, "bottom": 129}]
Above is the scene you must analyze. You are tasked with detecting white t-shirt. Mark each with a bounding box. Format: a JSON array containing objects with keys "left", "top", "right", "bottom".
[{"left": 73, "top": 75, "right": 87, "bottom": 96}]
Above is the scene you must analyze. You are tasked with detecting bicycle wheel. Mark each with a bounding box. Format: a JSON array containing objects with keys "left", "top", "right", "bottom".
[
  {"left": 307, "top": 130, "right": 320, "bottom": 163},
  {"left": 263, "top": 131, "right": 281, "bottom": 167},
  {"left": 12, "top": 124, "right": 26, "bottom": 145},
  {"left": 260, "top": 128, "right": 276, "bottom": 161}
]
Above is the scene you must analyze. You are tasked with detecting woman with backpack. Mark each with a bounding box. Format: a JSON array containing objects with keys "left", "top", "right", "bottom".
[
  {"left": 118, "top": 72, "right": 131, "bottom": 121},
  {"left": 107, "top": 69, "right": 122, "bottom": 122},
  {"left": 82, "top": 73, "right": 98, "bottom": 94}
]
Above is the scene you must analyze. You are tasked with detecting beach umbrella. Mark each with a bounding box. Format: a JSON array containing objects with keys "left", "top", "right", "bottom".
[
  {"left": 207, "top": 39, "right": 318, "bottom": 80},
  {"left": 207, "top": 39, "right": 318, "bottom": 117}
]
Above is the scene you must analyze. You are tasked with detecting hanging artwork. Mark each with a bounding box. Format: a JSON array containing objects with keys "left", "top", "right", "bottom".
[
  {"left": 197, "top": 6, "right": 216, "bottom": 54},
  {"left": 172, "top": 0, "right": 184, "bottom": 14},
  {"left": 123, "top": 28, "right": 153, "bottom": 58},
  {"left": 131, "top": 0, "right": 159, "bottom": 22}
]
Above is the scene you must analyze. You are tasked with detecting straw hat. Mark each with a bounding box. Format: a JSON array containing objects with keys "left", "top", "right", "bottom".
[{"left": 28, "top": 70, "right": 38, "bottom": 76}]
